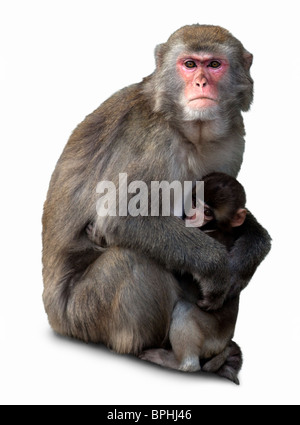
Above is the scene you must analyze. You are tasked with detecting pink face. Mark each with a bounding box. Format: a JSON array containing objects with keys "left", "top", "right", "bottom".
[{"left": 176, "top": 54, "right": 229, "bottom": 109}]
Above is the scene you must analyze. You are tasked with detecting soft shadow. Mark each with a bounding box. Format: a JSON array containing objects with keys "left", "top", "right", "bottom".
[
  {"left": 48, "top": 330, "right": 235, "bottom": 385},
  {"left": 129, "top": 354, "right": 234, "bottom": 385}
]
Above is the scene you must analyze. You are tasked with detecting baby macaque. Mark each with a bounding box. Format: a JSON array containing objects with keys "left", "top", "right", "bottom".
[
  {"left": 142, "top": 172, "right": 248, "bottom": 384},
  {"left": 186, "top": 171, "right": 247, "bottom": 249}
]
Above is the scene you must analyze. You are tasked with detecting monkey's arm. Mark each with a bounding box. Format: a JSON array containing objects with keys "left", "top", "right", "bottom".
[
  {"left": 102, "top": 214, "right": 229, "bottom": 310},
  {"left": 227, "top": 211, "right": 272, "bottom": 297}
]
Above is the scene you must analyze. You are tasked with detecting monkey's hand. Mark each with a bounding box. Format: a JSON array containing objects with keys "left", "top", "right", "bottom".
[
  {"left": 197, "top": 293, "right": 227, "bottom": 311},
  {"left": 178, "top": 230, "right": 230, "bottom": 311},
  {"left": 191, "top": 241, "right": 230, "bottom": 311},
  {"left": 227, "top": 211, "right": 271, "bottom": 298},
  {"left": 195, "top": 274, "right": 229, "bottom": 311},
  {"left": 86, "top": 222, "right": 108, "bottom": 249}
]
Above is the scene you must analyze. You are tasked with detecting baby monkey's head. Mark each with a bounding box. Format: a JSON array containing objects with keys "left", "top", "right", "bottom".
[
  {"left": 187, "top": 173, "right": 247, "bottom": 232},
  {"left": 199, "top": 172, "right": 247, "bottom": 231}
]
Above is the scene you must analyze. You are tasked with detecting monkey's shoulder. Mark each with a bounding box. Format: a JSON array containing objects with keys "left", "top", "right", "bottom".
[{"left": 68, "top": 82, "right": 159, "bottom": 144}]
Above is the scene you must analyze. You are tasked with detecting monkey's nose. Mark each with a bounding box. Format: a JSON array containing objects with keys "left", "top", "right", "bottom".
[{"left": 196, "top": 78, "right": 207, "bottom": 88}]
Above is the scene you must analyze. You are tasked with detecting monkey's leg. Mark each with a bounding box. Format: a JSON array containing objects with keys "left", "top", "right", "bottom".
[
  {"left": 44, "top": 247, "right": 180, "bottom": 353},
  {"left": 169, "top": 301, "right": 203, "bottom": 372},
  {"left": 140, "top": 347, "right": 200, "bottom": 373},
  {"left": 140, "top": 300, "right": 203, "bottom": 372},
  {"left": 139, "top": 349, "right": 183, "bottom": 370}
]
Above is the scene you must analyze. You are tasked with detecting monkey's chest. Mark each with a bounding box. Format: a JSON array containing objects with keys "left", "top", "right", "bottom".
[{"left": 178, "top": 139, "right": 243, "bottom": 180}]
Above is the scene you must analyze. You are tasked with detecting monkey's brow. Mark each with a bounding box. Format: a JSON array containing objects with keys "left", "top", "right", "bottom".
[{"left": 179, "top": 53, "right": 218, "bottom": 61}]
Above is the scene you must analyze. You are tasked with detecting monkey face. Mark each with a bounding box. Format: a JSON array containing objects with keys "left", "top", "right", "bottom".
[
  {"left": 176, "top": 53, "right": 230, "bottom": 121},
  {"left": 177, "top": 55, "right": 229, "bottom": 107},
  {"left": 185, "top": 202, "right": 215, "bottom": 228}
]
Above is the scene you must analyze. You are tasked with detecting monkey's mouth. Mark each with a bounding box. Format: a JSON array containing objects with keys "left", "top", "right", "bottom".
[
  {"left": 188, "top": 97, "right": 218, "bottom": 109},
  {"left": 189, "top": 96, "right": 217, "bottom": 102}
]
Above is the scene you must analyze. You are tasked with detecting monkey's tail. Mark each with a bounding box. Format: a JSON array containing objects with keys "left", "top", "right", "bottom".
[{"left": 201, "top": 341, "right": 243, "bottom": 385}]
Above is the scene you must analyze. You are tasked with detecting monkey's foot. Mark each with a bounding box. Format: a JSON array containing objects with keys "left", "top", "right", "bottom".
[
  {"left": 217, "top": 366, "right": 240, "bottom": 385},
  {"left": 139, "top": 349, "right": 200, "bottom": 372},
  {"left": 201, "top": 341, "right": 242, "bottom": 385}
]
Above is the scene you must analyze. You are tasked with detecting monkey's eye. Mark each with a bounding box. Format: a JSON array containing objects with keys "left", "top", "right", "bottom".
[
  {"left": 204, "top": 207, "right": 214, "bottom": 218},
  {"left": 184, "top": 60, "right": 197, "bottom": 68},
  {"left": 208, "top": 60, "right": 221, "bottom": 68}
]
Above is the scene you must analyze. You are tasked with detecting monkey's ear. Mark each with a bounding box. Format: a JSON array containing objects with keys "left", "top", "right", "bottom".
[
  {"left": 231, "top": 208, "right": 247, "bottom": 227},
  {"left": 155, "top": 43, "right": 166, "bottom": 69},
  {"left": 243, "top": 50, "right": 253, "bottom": 71}
]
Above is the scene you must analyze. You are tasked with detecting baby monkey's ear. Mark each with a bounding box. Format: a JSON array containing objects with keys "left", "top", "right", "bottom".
[{"left": 231, "top": 208, "right": 247, "bottom": 227}]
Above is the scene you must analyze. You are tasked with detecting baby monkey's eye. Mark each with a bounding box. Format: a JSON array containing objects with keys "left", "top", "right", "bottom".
[
  {"left": 208, "top": 60, "right": 221, "bottom": 68},
  {"left": 204, "top": 208, "right": 214, "bottom": 217},
  {"left": 184, "top": 60, "right": 197, "bottom": 68}
]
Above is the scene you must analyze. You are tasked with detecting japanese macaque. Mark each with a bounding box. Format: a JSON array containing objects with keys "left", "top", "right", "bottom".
[
  {"left": 140, "top": 172, "right": 248, "bottom": 384},
  {"left": 42, "top": 25, "right": 271, "bottom": 382}
]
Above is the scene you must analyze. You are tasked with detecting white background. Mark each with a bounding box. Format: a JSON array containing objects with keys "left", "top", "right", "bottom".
[{"left": 1, "top": 0, "right": 299, "bottom": 406}]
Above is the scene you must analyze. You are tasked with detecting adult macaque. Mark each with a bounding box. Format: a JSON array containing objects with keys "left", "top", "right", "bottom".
[
  {"left": 140, "top": 172, "right": 249, "bottom": 384},
  {"left": 42, "top": 25, "right": 271, "bottom": 379}
]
